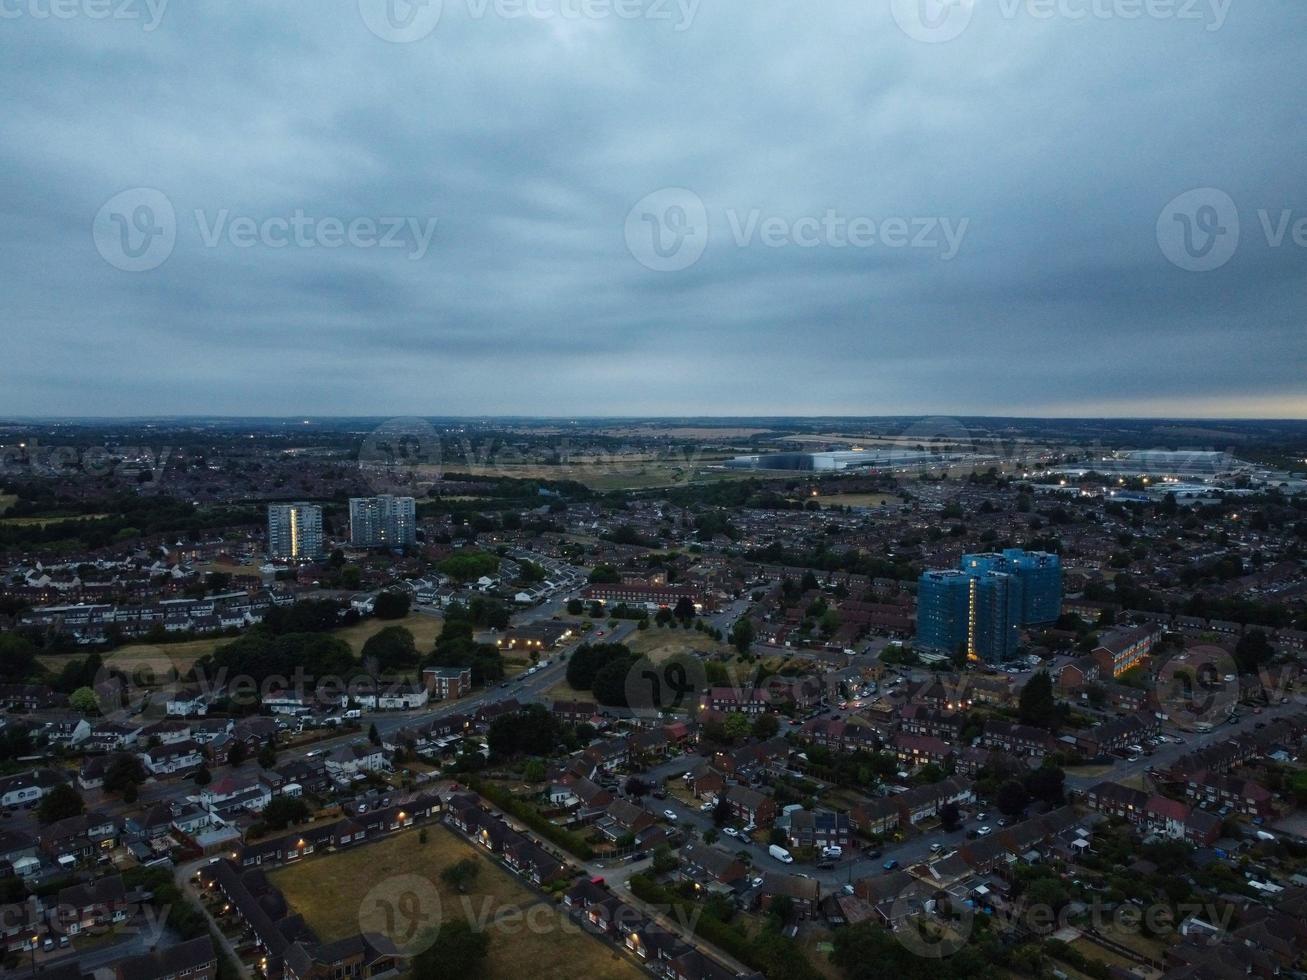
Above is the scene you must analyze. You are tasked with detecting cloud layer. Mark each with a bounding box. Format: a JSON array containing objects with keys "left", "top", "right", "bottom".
[{"left": 1, "top": 0, "right": 1304, "bottom": 417}]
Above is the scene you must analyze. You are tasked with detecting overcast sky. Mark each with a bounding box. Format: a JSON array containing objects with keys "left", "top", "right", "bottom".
[{"left": 1, "top": 0, "right": 1304, "bottom": 418}]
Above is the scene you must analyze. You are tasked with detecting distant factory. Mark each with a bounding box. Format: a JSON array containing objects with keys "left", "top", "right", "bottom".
[
  {"left": 1090, "top": 450, "right": 1239, "bottom": 480},
  {"left": 722, "top": 448, "right": 955, "bottom": 472}
]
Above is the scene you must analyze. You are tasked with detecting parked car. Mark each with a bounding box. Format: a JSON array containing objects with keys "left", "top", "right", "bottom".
[
  {"left": 663, "top": 809, "right": 678, "bottom": 822},
  {"left": 882, "top": 859, "right": 899, "bottom": 872},
  {"left": 977, "top": 826, "right": 992, "bottom": 837},
  {"left": 723, "top": 827, "right": 740, "bottom": 838}
]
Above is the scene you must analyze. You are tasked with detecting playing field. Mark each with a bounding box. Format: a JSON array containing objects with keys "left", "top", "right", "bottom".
[
  {"left": 626, "top": 629, "right": 734, "bottom": 662},
  {"left": 269, "top": 827, "right": 642, "bottom": 980},
  {"left": 36, "top": 612, "right": 444, "bottom": 673}
]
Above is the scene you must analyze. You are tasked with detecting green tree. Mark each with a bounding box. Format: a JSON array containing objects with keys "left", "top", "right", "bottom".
[
  {"left": 997, "top": 779, "right": 1031, "bottom": 817},
  {"left": 361, "top": 625, "right": 419, "bottom": 671},
  {"left": 440, "top": 858, "right": 481, "bottom": 894},
  {"left": 103, "top": 755, "right": 146, "bottom": 797},
  {"left": 523, "top": 758, "right": 546, "bottom": 782},
  {"left": 1018, "top": 671, "right": 1057, "bottom": 730},
  {"left": 752, "top": 714, "right": 780, "bottom": 739},
  {"left": 38, "top": 783, "right": 84, "bottom": 825},
  {"left": 723, "top": 712, "right": 751, "bottom": 741},
  {"left": 69, "top": 686, "right": 100, "bottom": 715},
  {"left": 731, "top": 618, "right": 755, "bottom": 655},
  {"left": 261, "top": 796, "right": 310, "bottom": 831},
  {"left": 373, "top": 591, "right": 412, "bottom": 620},
  {"left": 1235, "top": 629, "right": 1274, "bottom": 674},
  {"left": 410, "top": 919, "right": 489, "bottom": 980}
]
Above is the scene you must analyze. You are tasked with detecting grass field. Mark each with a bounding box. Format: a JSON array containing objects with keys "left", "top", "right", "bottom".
[
  {"left": 270, "top": 828, "right": 642, "bottom": 980},
  {"left": 0, "top": 494, "right": 16, "bottom": 515},
  {"left": 0, "top": 513, "right": 109, "bottom": 527},
  {"left": 626, "top": 630, "right": 734, "bottom": 663},
  {"left": 36, "top": 612, "right": 444, "bottom": 673}
]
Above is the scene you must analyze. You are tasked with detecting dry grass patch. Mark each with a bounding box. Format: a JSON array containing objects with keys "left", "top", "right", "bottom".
[
  {"left": 627, "top": 630, "right": 732, "bottom": 662},
  {"left": 269, "top": 828, "right": 642, "bottom": 980}
]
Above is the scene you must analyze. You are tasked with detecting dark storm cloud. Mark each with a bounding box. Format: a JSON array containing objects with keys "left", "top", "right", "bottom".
[{"left": 0, "top": 0, "right": 1303, "bottom": 417}]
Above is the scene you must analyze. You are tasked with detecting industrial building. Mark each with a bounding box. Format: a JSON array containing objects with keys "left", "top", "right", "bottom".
[{"left": 723, "top": 449, "right": 952, "bottom": 472}]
